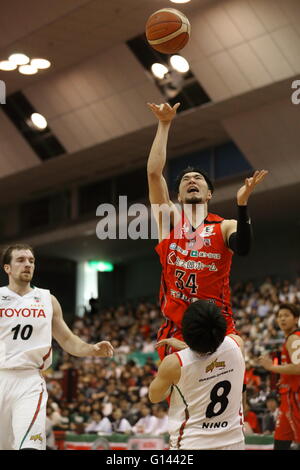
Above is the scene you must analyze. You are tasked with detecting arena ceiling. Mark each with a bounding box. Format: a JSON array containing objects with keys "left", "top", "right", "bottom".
[
  {"left": 0, "top": 0, "right": 209, "bottom": 95},
  {"left": 0, "top": 0, "right": 299, "bottom": 262}
]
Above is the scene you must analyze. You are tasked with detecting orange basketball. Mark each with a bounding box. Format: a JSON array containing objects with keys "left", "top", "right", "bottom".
[{"left": 145, "top": 8, "right": 190, "bottom": 55}]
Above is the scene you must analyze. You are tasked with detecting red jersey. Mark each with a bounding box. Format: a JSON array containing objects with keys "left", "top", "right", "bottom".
[
  {"left": 155, "top": 212, "right": 234, "bottom": 332},
  {"left": 279, "top": 329, "right": 300, "bottom": 394}
]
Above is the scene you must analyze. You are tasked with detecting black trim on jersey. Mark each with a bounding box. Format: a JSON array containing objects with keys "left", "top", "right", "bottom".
[
  {"left": 157, "top": 319, "right": 170, "bottom": 342},
  {"left": 204, "top": 219, "right": 222, "bottom": 224},
  {"left": 287, "top": 328, "right": 300, "bottom": 340}
]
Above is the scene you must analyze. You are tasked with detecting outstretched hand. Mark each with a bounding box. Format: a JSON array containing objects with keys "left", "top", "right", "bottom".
[
  {"left": 237, "top": 170, "right": 268, "bottom": 205},
  {"left": 147, "top": 102, "right": 180, "bottom": 123},
  {"left": 91, "top": 341, "right": 114, "bottom": 358},
  {"left": 156, "top": 337, "right": 187, "bottom": 351}
]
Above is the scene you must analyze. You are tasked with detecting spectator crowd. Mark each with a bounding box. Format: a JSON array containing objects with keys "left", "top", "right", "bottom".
[{"left": 45, "top": 276, "right": 300, "bottom": 446}]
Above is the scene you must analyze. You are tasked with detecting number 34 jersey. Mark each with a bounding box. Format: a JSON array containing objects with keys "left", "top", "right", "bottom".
[
  {"left": 169, "top": 336, "right": 245, "bottom": 450},
  {"left": 155, "top": 213, "right": 234, "bottom": 330},
  {"left": 0, "top": 286, "right": 53, "bottom": 370}
]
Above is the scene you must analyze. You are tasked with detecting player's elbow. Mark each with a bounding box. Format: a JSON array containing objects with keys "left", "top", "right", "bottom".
[
  {"left": 147, "top": 168, "right": 162, "bottom": 181},
  {"left": 148, "top": 384, "right": 161, "bottom": 404}
]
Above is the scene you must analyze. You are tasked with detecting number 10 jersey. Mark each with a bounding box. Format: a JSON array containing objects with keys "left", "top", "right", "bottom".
[{"left": 0, "top": 286, "right": 53, "bottom": 370}]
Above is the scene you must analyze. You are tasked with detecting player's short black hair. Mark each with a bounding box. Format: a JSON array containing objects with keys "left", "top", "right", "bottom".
[
  {"left": 1, "top": 244, "right": 35, "bottom": 268},
  {"left": 277, "top": 303, "right": 300, "bottom": 319},
  {"left": 175, "top": 167, "right": 214, "bottom": 194},
  {"left": 182, "top": 300, "right": 226, "bottom": 355}
]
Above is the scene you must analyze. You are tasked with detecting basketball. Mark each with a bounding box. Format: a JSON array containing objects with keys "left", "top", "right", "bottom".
[{"left": 145, "top": 8, "right": 190, "bottom": 55}]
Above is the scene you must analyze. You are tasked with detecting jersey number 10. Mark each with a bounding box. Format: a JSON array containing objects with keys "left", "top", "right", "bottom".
[{"left": 11, "top": 324, "right": 33, "bottom": 340}]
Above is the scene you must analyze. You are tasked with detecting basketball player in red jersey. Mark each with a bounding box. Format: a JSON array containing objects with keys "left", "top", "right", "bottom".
[
  {"left": 259, "top": 303, "right": 300, "bottom": 450},
  {"left": 147, "top": 102, "right": 268, "bottom": 361}
]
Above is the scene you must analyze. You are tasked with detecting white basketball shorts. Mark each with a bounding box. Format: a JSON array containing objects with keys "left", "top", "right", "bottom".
[{"left": 0, "top": 368, "right": 48, "bottom": 450}]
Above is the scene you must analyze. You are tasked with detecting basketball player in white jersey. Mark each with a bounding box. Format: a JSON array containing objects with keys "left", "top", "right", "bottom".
[
  {"left": 0, "top": 244, "right": 114, "bottom": 451},
  {"left": 149, "top": 299, "right": 245, "bottom": 450}
]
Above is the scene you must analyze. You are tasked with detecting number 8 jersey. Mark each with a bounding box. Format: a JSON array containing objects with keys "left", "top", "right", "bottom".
[
  {"left": 168, "top": 336, "right": 245, "bottom": 450},
  {"left": 0, "top": 287, "right": 53, "bottom": 370}
]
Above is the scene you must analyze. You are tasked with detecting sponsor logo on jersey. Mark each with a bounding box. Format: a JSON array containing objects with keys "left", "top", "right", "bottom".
[
  {"left": 1, "top": 296, "right": 11, "bottom": 301},
  {"left": 30, "top": 433, "right": 43, "bottom": 442},
  {"left": 34, "top": 296, "right": 41, "bottom": 302},
  {"left": 188, "top": 250, "right": 221, "bottom": 259},
  {"left": 200, "top": 225, "right": 215, "bottom": 237},
  {"left": 167, "top": 252, "right": 177, "bottom": 265},
  {"left": 168, "top": 255, "right": 218, "bottom": 272},
  {"left": 169, "top": 244, "right": 188, "bottom": 256},
  {"left": 206, "top": 359, "right": 226, "bottom": 373},
  {"left": 0, "top": 308, "right": 46, "bottom": 318}
]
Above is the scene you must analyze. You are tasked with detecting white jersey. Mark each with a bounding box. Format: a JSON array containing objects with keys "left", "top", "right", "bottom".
[
  {"left": 0, "top": 286, "right": 53, "bottom": 370},
  {"left": 169, "top": 336, "right": 245, "bottom": 450}
]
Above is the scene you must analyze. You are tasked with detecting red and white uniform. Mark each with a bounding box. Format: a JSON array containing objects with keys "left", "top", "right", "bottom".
[
  {"left": 156, "top": 212, "right": 236, "bottom": 359},
  {"left": 169, "top": 336, "right": 245, "bottom": 450},
  {"left": 0, "top": 286, "right": 53, "bottom": 450},
  {"left": 275, "top": 329, "right": 300, "bottom": 443}
]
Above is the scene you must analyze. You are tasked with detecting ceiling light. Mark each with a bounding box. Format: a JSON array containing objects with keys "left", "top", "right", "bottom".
[
  {"left": 170, "top": 0, "right": 191, "bottom": 3},
  {"left": 0, "top": 60, "right": 17, "bottom": 71},
  {"left": 30, "top": 113, "right": 48, "bottom": 130},
  {"left": 19, "top": 64, "right": 38, "bottom": 75},
  {"left": 170, "top": 55, "right": 190, "bottom": 73},
  {"left": 151, "top": 63, "right": 169, "bottom": 79},
  {"left": 31, "top": 58, "right": 51, "bottom": 69},
  {"left": 8, "top": 53, "right": 30, "bottom": 65}
]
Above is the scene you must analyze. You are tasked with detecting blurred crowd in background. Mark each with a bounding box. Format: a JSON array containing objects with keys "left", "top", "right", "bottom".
[{"left": 44, "top": 276, "right": 300, "bottom": 447}]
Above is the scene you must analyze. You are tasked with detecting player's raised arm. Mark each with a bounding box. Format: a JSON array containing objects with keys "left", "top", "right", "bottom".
[
  {"left": 147, "top": 102, "right": 180, "bottom": 205},
  {"left": 51, "top": 295, "right": 113, "bottom": 358},
  {"left": 223, "top": 170, "right": 269, "bottom": 256}
]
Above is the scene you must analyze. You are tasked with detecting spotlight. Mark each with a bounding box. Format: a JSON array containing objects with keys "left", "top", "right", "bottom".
[
  {"left": 151, "top": 63, "right": 169, "bottom": 79},
  {"left": 19, "top": 65, "right": 38, "bottom": 75},
  {"left": 0, "top": 60, "right": 17, "bottom": 71},
  {"left": 170, "top": 55, "right": 190, "bottom": 73},
  {"left": 8, "top": 53, "right": 30, "bottom": 65},
  {"left": 31, "top": 58, "right": 51, "bottom": 69},
  {"left": 30, "top": 113, "right": 48, "bottom": 130}
]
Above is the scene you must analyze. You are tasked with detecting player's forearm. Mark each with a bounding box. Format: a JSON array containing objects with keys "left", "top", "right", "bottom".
[
  {"left": 59, "top": 333, "right": 94, "bottom": 357},
  {"left": 268, "top": 363, "right": 300, "bottom": 375},
  {"left": 228, "top": 205, "right": 252, "bottom": 256},
  {"left": 147, "top": 121, "right": 171, "bottom": 175}
]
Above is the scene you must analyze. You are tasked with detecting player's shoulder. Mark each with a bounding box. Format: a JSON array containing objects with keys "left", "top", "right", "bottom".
[
  {"left": 206, "top": 212, "right": 225, "bottom": 223},
  {"left": 286, "top": 330, "right": 300, "bottom": 344},
  {"left": 32, "top": 286, "right": 51, "bottom": 296},
  {"left": 161, "top": 352, "right": 182, "bottom": 370},
  {"left": 227, "top": 334, "right": 244, "bottom": 349}
]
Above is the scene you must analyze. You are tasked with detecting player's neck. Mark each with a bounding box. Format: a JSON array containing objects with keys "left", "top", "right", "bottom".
[
  {"left": 7, "top": 280, "right": 33, "bottom": 296},
  {"left": 183, "top": 203, "right": 208, "bottom": 228}
]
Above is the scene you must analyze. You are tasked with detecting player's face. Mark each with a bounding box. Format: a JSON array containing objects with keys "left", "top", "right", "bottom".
[
  {"left": 5, "top": 249, "right": 35, "bottom": 283},
  {"left": 178, "top": 172, "right": 212, "bottom": 204},
  {"left": 276, "top": 309, "right": 298, "bottom": 335}
]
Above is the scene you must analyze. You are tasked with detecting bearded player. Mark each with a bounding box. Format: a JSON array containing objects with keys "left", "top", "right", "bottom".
[
  {"left": 0, "top": 244, "right": 113, "bottom": 450},
  {"left": 147, "top": 102, "right": 268, "bottom": 360}
]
